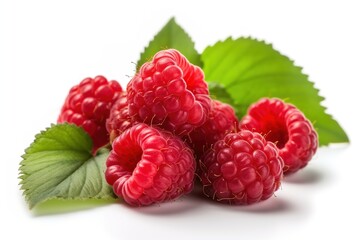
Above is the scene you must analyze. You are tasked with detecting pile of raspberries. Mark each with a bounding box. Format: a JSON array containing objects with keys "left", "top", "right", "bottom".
[{"left": 58, "top": 49, "right": 318, "bottom": 206}]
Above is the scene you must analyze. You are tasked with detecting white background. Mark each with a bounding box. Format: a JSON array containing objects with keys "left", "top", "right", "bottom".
[{"left": 1, "top": 0, "right": 359, "bottom": 239}]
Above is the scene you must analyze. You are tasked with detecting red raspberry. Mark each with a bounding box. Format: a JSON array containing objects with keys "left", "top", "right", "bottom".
[
  {"left": 200, "top": 130, "right": 283, "bottom": 205},
  {"left": 58, "top": 75, "right": 123, "bottom": 153},
  {"left": 105, "top": 123, "right": 196, "bottom": 206},
  {"left": 106, "top": 92, "right": 136, "bottom": 143},
  {"left": 185, "top": 100, "right": 239, "bottom": 159},
  {"left": 240, "top": 98, "right": 318, "bottom": 174},
  {"left": 127, "top": 49, "right": 211, "bottom": 136}
]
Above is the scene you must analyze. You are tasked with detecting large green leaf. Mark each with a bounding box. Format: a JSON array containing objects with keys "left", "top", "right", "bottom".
[
  {"left": 202, "top": 37, "right": 349, "bottom": 146},
  {"left": 19, "top": 124, "right": 115, "bottom": 208},
  {"left": 137, "top": 17, "right": 202, "bottom": 70}
]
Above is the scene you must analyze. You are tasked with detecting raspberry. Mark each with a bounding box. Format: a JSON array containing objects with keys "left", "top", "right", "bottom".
[
  {"left": 240, "top": 98, "right": 318, "bottom": 174},
  {"left": 200, "top": 130, "right": 283, "bottom": 205},
  {"left": 127, "top": 49, "right": 211, "bottom": 136},
  {"left": 105, "top": 123, "right": 196, "bottom": 206},
  {"left": 106, "top": 92, "right": 136, "bottom": 143},
  {"left": 184, "top": 100, "right": 239, "bottom": 159},
  {"left": 58, "top": 75, "right": 123, "bottom": 153}
]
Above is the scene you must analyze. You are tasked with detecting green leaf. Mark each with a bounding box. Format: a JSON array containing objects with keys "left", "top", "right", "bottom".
[
  {"left": 137, "top": 17, "right": 202, "bottom": 70},
  {"left": 19, "top": 124, "right": 115, "bottom": 208},
  {"left": 208, "top": 82, "right": 241, "bottom": 117},
  {"left": 202, "top": 37, "right": 349, "bottom": 146}
]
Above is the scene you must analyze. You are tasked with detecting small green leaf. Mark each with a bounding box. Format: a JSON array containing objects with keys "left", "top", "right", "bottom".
[
  {"left": 202, "top": 37, "right": 349, "bottom": 146},
  {"left": 19, "top": 124, "right": 115, "bottom": 208},
  {"left": 137, "top": 17, "right": 202, "bottom": 70},
  {"left": 208, "top": 82, "right": 241, "bottom": 117}
]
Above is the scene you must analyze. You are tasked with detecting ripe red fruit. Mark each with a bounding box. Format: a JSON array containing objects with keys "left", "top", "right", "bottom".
[
  {"left": 58, "top": 75, "right": 123, "bottom": 153},
  {"left": 127, "top": 49, "right": 211, "bottom": 136},
  {"left": 200, "top": 130, "right": 284, "bottom": 205},
  {"left": 240, "top": 98, "right": 318, "bottom": 174},
  {"left": 105, "top": 123, "right": 196, "bottom": 206},
  {"left": 106, "top": 92, "right": 136, "bottom": 143},
  {"left": 184, "top": 100, "right": 239, "bottom": 159}
]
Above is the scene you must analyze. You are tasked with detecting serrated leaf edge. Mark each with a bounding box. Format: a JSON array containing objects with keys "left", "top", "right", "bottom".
[
  {"left": 202, "top": 36, "right": 349, "bottom": 145},
  {"left": 137, "top": 17, "right": 202, "bottom": 70},
  {"left": 18, "top": 123, "right": 116, "bottom": 208}
]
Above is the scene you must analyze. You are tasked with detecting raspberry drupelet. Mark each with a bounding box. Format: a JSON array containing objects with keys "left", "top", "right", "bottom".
[
  {"left": 106, "top": 92, "right": 136, "bottom": 143},
  {"left": 184, "top": 100, "right": 239, "bottom": 159}
]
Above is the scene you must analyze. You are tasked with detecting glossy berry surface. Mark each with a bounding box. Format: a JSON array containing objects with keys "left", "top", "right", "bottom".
[
  {"left": 105, "top": 123, "right": 196, "bottom": 206},
  {"left": 185, "top": 100, "right": 239, "bottom": 159},
  {"left": 200, "top": 130, "right": 283, "bottom": 205},
  {"left": 240, "top": 98, "right": 318, "bottom": 174},
  {"left": 106, "top": 92, "right": 136, "bottom": 143},
  {"left": 127, "top": 49, "right": 211, "bottom": 136},
  {"left": 58, "top": 75, "right": 123, "bottom": 153}
]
